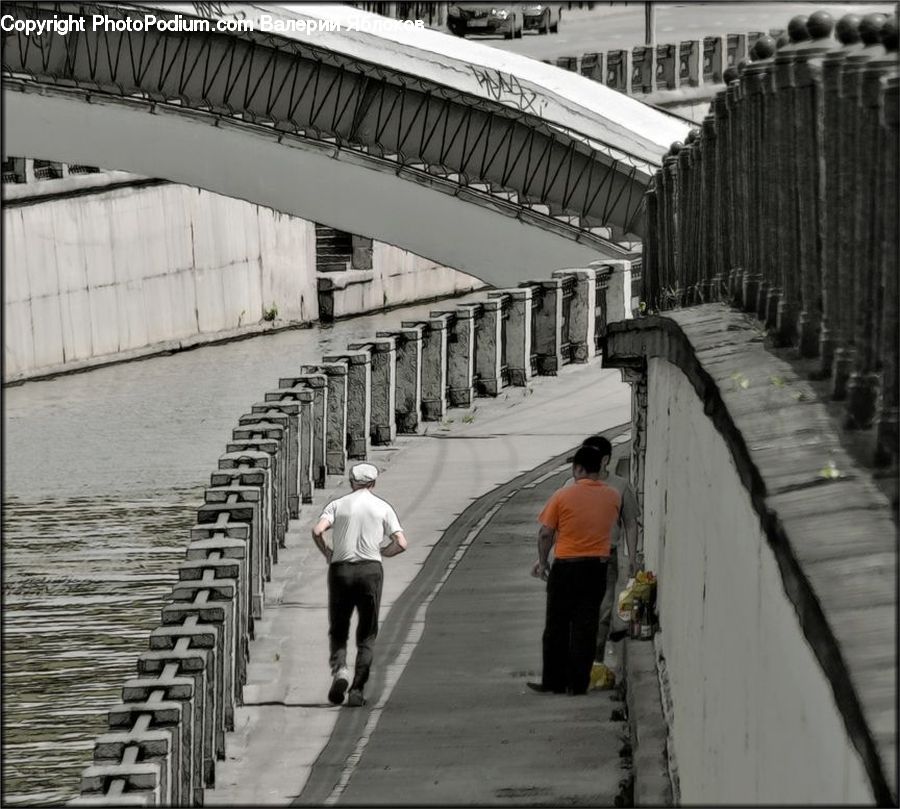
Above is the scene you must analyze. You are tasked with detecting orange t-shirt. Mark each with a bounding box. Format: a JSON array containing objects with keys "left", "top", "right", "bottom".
[{"left": 537, "top": 479, "right": 621, "bottom": 559}]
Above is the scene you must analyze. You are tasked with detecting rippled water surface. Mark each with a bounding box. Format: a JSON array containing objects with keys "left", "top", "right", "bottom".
[{"left": 2, "top": 295, "right": 480, "bottom": 805}]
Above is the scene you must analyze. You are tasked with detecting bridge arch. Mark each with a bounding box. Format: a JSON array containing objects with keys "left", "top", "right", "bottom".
[{"left": 2, "top": 2, "right": 691, "bottom": 286}]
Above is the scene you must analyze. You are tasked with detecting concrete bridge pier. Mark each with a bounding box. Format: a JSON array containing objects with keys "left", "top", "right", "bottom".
[
  {"left": 324, "top": 351, "right": 371, "bottom": 460},
  {"left": 301, "top": 363, "right": 349, "bottom": 476}
]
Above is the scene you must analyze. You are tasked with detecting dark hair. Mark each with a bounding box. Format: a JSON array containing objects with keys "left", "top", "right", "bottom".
[
  {"left": 572, "top": 445, "right": 603, "bottom": 474},
  {"left": 582, "top": 434, "right": 613, "bottom": 459}
]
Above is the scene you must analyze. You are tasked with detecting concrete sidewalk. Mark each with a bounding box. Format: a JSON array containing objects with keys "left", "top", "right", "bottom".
[{"left": 204, "top": 357, "right": 631, "bottom": 805}]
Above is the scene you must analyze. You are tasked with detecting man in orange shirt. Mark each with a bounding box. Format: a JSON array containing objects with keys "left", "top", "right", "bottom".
[{"left": 529, "top": 444, "right": 621, "bottom": 695}]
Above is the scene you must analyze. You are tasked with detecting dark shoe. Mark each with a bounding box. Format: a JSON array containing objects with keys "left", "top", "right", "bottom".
[
  {"left": 527, "top": 682, "right": 564, "bottom": 694},
  {"left": 346, "top": 689, "right": 367, "bottom": 707},
  {"left": 328, "top": 667, "right": 350, "bottom": 705}
]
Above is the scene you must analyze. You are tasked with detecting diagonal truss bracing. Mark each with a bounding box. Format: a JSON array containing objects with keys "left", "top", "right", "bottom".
[{"left": 1, "top": 1, "right": 650, "bottom": 235}]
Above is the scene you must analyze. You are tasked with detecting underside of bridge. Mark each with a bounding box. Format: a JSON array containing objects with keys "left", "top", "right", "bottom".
[{"left": 2, "top": 1, "right": 690, "bottom": 286}]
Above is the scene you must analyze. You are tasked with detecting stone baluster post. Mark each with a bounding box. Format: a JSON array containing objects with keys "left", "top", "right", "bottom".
[
  {"left": 524, "top": 278, "right": 563, "bottom": 375},
  {"left": 247, "top": 401, "right": 299, "bottom": 518},
  {"left": 323, "top": 350, "right": 371, "bottom": 459},
  {"left": 377, "top": 325, "right": 424, "bottom": 433},
  {"left": 473, "top": 298, "right": 504, "bottom": 395},
  {"left": 791, "top": 13, "right": 839, "bottom": 358},
  {"left": 263, "top": 388, "right": 313, "bottom": 505},
  {"left": 846, "top": 18, "right": 895, "bottom": 429},
  {"left": 739, "top": 49, "right": 766, "bottom": 313},
  {"left": 820, "top": 15, "right": 864, "bottom": 376},
  {"left": 300, "top": 363, "right": 348, "bottom": 475},
  {"left": 488, "top": 287, "right": 532, "bottom": 385},
  {"left": 278, "top": 375, "right": 328, "bottom": 488},
  {"left": 350, "top": 337, "right": 396, "bottom": 445},
  {"left": 552, "top": 268, "right": 596, "bottom": 361},
  {"left": 433, "top": 306, "right": 476, "bottom": 407},
  {"left": 832, "top": 14, "right": 888, "bottom": 398},
  {"left": 875, "top": 68, "right": 899, "bottom": 465},
  {"left": 643, "top": 178, "right": 660, "bottom": 311},
  {"left": 406, "top": 315, "right": 450, "bottom": 421}
]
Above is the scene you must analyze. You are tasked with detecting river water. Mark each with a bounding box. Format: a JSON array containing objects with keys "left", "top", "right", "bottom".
[{"left": 2, "top": 294, "right": 481, "bottom": 806}]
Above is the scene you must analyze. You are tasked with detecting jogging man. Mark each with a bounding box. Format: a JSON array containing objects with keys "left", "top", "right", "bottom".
[
  {"left": 529, "top": 445, "right": 621, "bottom": 695},
  {"left": 311, "top": 463, "right": 407, "bottom": 707}
]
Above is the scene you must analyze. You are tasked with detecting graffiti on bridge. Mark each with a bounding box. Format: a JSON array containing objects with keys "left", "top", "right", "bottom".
[{"left": 469, "top": 66, "right": 546, "bottom": 115}]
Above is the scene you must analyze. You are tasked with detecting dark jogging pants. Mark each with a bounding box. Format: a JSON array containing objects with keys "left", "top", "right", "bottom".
[
  {"left": 542, "top": 557, "right": 608, "bottom": 695},
  {"left": 328, "top": 560, "right": 383, "bottom": 691}
]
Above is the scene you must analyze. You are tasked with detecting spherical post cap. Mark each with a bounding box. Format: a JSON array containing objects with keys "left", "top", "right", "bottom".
[
  {"left": 751, "top": 35, "right": 777, "bottom": 59},
  {"left": 737, "top": 57, "right": 752, "bottom": 73},
  {"left": 669, "top": 141, "right": 684, "bottom": 155},
  {"left": 881, "top": 16, "right": 898, "bottom": 51},
  {"left": 859, "top": 13, "right": 887, "bottom": 46},
  {"left": 776, "top": 32, "right": 791, "bottom": 49},
  {"left": 686, "top": 129, "right": 700, "bottom": 144},
  {"left": 788, "top": 15, "right": 811, "bottom": 42},
  {"left": 806, "top": 11, "right": 834, "bottom": 40},
  {"left": 723, "top": 65, "right": 739, "bottom": 84},
  {"left": 835, "top": 14, "right": 862, "bottom": 45}
]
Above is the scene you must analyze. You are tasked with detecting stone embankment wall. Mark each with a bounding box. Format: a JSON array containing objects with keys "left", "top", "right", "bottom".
[
  {"left": 317, "top": 242, "right": 486, "bottom": 321},
  {"left": 605, "top": 9, "right": 898, "bottom": 805},
  {"left": 70, "top": 261, "right": 632, "bottom": 806},
  {"left": 3, "top": 176, "right": 482, "bottom": 383}
]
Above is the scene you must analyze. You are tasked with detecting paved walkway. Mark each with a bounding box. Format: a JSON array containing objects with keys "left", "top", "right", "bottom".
[{"left": 204, "top": 358, "right": 631, "bottom": 805}]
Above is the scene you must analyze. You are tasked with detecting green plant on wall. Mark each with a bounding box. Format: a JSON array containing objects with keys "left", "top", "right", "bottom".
[{"left": 262, "top": 303, "right": 278, "bottom": 322}]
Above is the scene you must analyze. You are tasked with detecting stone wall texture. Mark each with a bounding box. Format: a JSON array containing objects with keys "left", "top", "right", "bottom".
[
  {"left": 4, "top": 184, "right": 318, "bottom": 381},
  {"left": 642, "top": 356, "right": 873, "bottom": 803}
]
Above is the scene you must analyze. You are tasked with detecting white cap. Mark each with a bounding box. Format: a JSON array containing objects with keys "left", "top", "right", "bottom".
[{"left": 349, "top": 463, "right": 379, "bottom": 484}]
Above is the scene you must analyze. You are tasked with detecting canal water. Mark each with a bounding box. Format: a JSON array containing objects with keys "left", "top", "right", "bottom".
[{"left": 2, "top": 294, "right": 481, "bottom": 806}]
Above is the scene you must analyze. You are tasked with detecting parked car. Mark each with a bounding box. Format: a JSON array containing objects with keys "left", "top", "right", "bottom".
[
  {"left": 448, "top": 4, "right": 524, "bottom": 39},
  {"left": 522, "top": 3, "right": 562, "bottom": 34}
]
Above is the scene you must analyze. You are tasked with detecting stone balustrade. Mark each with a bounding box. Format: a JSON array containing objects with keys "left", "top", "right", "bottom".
[
  {"left": 640, "top": 9, "right": 899, "bottom": 467},
  {"left": 73, "top": 259, "right": 634, "bottom": 805},
  {"left": 546, "top": 28, "right": 796, "bottom": 97}
]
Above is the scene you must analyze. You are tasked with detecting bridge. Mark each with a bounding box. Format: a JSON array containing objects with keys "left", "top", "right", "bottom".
[
  {"left": 2, "top": 3, "right": 897, "bottom": 807},
  {"left": 2, "top": 1, "right": 690, "bottom": 286}
]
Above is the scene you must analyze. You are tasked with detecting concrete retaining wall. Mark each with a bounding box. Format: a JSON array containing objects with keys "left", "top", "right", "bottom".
[
  {"left": 605, "top": 308, "right": 896, "bottom": 805},
  {"left": 4, "top": 183, "right": 318, "bottom": 382},
  {"left": 72, "top": 259, "right": 632, "bottom": 805},
  {"left": 642, "top": 357, "right": 872, "bottom": 803},
  {"left": 318, "top": 242, "right": 486, "bottom": 321},
  {"left": 3, "top": 183, "right": 486, "bottom": 383}
]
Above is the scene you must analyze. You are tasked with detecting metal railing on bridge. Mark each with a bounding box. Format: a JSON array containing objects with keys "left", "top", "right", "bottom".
[{"left": 640, "top": 10, "right": 899, "bottom": 467}]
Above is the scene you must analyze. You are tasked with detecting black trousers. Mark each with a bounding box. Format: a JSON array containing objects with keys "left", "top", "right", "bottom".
[
  {"left": 328, "top": 560, "right": 383, "bottom": 691},
  {"left": 542, "top": 557, "right": 608, "bottom": 695}
]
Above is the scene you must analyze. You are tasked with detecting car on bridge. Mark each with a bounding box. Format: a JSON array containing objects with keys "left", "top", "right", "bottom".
[
  {"left": 522, "top": 3, "right": 562, "bottom": 34},
  {"left": 448, "top": 4, "right": 562, "bottom": 38},
  {"left": 448, "top": 4, "right": 523, "bottom": 38}
]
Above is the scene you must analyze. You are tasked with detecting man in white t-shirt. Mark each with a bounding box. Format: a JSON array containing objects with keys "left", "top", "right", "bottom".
[{"left": 311, "top": 463, "right": 408, "bottom": 707}]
